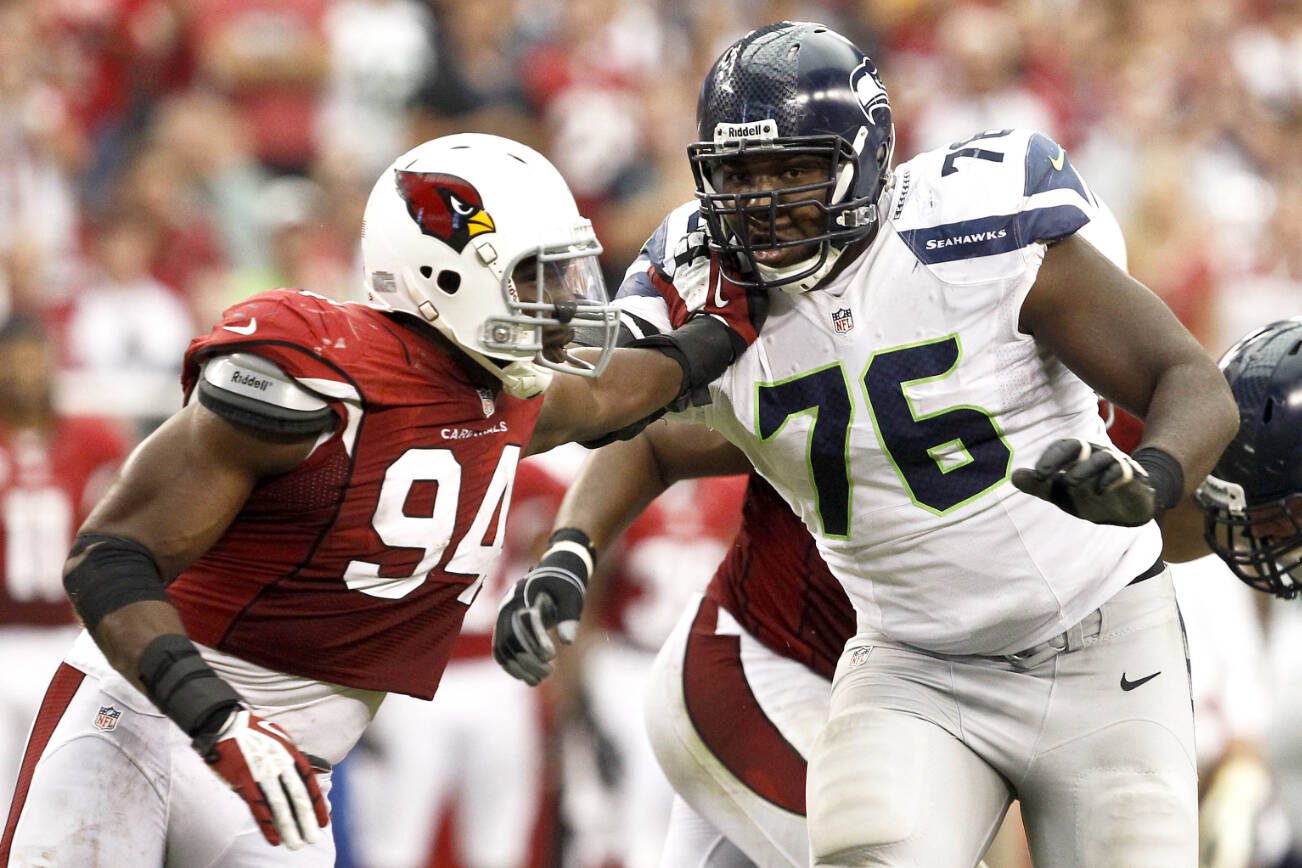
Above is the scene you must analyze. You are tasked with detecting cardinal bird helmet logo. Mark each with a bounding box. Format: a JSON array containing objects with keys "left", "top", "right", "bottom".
[{"left": 394, "top": 170, "right": 497, "bottom": 253}]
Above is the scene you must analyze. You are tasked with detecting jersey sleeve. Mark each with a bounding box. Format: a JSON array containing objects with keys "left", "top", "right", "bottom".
[
  {"left": 613, "top": 200, "right": 710, "bottom": 337},
  {"left": 889, "top": 129, "right": 1117, "bottom": 333},
  {"left": 181, "top": 289, "right": 361, "bottom": 409}
]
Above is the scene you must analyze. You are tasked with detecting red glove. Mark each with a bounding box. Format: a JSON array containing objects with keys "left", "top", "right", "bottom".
[
  {"left": 633, "top": 258, "right": 769, "bottom": 405},
  {"left": 201, "top": 708, "right": 330, "bottom": 849},
  {"left": 694, "top": 258, "right": 769, "bottom": 356}
]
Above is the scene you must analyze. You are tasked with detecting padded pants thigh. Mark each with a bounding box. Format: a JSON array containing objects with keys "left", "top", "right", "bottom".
[{"left": 806, "top": 707, "right": 1010, "bottom": 867}]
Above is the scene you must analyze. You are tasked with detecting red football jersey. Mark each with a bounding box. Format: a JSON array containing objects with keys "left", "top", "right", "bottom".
[
  {"left": 170, "top": 290, "right": 543, "bottom": 698},
  {"left": 451, "top": 458, "right": 568, "bottom": 660},
  {"left": 706, "top": 474, "right": 854, "bottom": 680},
  {"left": 0, "top": 418, "right": 127, "bottom": 627}
]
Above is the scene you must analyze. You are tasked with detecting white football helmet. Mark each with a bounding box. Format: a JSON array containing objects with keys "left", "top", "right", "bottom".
[{"left": 362, "top": 133, "right": 619, "bottom": 397}]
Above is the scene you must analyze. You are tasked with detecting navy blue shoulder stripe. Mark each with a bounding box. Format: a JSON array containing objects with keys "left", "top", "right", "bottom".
[
  {"left": 639, "top": 216, "right": 671, "bottom": 269},
  {"left": 897, "top": 205, "right": 1090, "bottom": 265},
  {"left": 1024, "top": 132, "right": 1090, "bottom": 202},
  {"left": 615, "top": 267, "right": 658, "bottom": 300}
]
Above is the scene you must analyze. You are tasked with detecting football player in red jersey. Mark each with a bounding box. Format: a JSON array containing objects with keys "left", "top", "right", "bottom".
[
  {"left": 1, "top": 133, "right": 768, "bottom": 866},
  {"left": 0, "top": 317, "right": 128, "bottom": 813}
]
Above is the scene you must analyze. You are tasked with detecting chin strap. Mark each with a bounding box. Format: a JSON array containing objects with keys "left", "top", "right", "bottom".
[
  {"left": 758, "top": 244, "right": 848, "bottom": 294},
  {"left": 428, "top": 318, "right": 553, "bottom": 399},
  {"left": 478, "top": 354, "right": 553, "bottom": 398}
]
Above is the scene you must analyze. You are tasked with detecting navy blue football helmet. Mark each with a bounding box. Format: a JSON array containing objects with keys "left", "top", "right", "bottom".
[
  {"left": 1196, "top": 317, "right": 1302, "bottom": 598},
  {"left": 688, "top": 22, "right": 895, "bottom": 293}
]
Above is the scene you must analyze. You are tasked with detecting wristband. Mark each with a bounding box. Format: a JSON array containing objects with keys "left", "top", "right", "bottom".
[
  {"left": 138, "top": 633, "right": 243, "bottom": 752},
  {"left": 1133, "top": 446, "right": 1185, "bottom": 512},
  {"left": 629, "top": 315, "right": 737, "bottom": 403},
  {"left": 540, "top": 528, "right": 598, "bottom": 588}
]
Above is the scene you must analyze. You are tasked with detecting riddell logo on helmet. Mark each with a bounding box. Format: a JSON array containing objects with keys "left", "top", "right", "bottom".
[{"left": 713, "top": 119, "right": 779, "bottom": 143}]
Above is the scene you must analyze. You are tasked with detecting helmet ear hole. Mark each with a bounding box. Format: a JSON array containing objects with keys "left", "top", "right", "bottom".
[
  {"left": 436, "top": 270, "right": 461, "bottom": 294},
  {"left": 419, "top": 265, "right": 433, "bottom": 278}
]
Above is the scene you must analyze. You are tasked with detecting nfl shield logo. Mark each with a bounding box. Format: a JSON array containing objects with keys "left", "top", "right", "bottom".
[
  {"left": 93, "top": 705, "right": 121, "bottom": 732},
  {"left": 848, "top": 646, "right": 872, "bottom": 668},
  {"left": 832, "top": 308, "right": 854, "bottom": 334},
  {"left": 476, "top": 387, "right": 495, "bottom": 418}
]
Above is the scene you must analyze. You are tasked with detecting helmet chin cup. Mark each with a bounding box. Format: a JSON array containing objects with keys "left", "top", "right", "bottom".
[
  {"left": 756, "top": 245, "right": 845, "bottom": 294},
  {"left": 494, "top": 359, "right": 553, "bottom": 398}
]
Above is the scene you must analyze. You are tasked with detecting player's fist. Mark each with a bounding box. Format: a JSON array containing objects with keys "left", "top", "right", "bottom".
[
  {"left": 197, "top": 708, "right": 330, "bottom": 849},
  {"left": 696, "top": 259, "right": 769, "bottom": 357},
  {"left": 1012, "top": 438, "right": 1157, "bottom": 527},
  {"left": 493, "top": 529, "right": 595, "bottom": 686}
]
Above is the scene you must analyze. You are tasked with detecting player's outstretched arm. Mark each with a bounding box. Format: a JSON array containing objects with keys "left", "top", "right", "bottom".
[
  {"left": 1012, "top": 233, "right": 1238, "bottom": 526},
  {"left": 494, "top": 421, "right": 748, "bottom": 684},
  {"left": 529, "top": 269, "right": 768, "bottom": 453},
  {"left": 62, "top": 400, "right": 330, "bottom": 849}
]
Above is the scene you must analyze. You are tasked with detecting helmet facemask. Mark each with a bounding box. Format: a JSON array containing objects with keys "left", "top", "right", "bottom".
[
  {"left": 486, "top": 242, "right": 619, "bottom": 378},
  {"left": 689, "top": 133, "right": 882, "bottom": 294},
  {"left": 1197, "top": 476, "right": 1302, "bottom": 599}
]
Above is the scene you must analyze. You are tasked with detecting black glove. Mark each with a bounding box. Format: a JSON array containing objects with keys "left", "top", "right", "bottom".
[
  {"left": 1011, "top": 439, "right": 1181, "bottom": 527},
  {"left": 493, "top": 528, "right": 596, "bottom": 686}
]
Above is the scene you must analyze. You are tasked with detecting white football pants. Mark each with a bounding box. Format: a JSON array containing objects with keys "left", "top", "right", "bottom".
[
  {"left": 808, "top": 568, "right": 1197, "bottom": 867},
  {"left": 3, "top": 664, "right": 337, "bottom": 866},
  {"left": 646, "top": 594, "right": 831, "bottom": 867}
]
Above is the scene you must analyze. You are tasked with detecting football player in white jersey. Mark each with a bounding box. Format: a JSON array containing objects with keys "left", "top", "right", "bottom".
[{"left": 495, "top": 21, "right": 1237, "bottom": 867}]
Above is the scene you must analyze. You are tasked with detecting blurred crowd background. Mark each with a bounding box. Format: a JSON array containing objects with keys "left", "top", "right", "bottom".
[{"left": 0, "top": 0, "right": 1298, "bottom": 867}]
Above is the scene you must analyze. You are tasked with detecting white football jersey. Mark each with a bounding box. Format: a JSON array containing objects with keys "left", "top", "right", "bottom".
[{"left": 620, "top": 129, "right": 1161, "bottom": 655}]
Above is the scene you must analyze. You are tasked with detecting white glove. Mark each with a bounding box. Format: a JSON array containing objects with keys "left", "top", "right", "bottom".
[{"left": 198, "top": 708, "right": 329, "bottom": 849}]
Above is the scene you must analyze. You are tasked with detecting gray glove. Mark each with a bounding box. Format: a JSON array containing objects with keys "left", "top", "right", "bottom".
[
  {"left": 1012, "top": 438, "right": 1159, "bottom": 527},
  {"left": 492, "top": 529, "right": 595, "bottom": 686}
]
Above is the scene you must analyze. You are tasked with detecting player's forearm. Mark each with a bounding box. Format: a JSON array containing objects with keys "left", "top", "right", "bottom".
[
  {"left": 1158, "top": 494, "right": 1214, "bottom": 563},
  {"left": 91, "top": 600, "right": 188, "bottom": 693},
  {"left": 63, "top": 532, "right": 244, "bottom": 735},
  {"left": 535, "top": 348, "right": 684, "bottom": 451},
  {"left": 555, "top": 434, "right": 669, "bottom": 553},
  {"left": 586, "top": 348, "right": 684, "bottom": 432},
  {"left": 1136, "top": 357, "right": 1238, "bottom": 497}
]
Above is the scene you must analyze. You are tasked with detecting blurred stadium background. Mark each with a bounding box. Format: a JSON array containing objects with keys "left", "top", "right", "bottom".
[{"left": 0, "top": 0, "right": 1297, "bottom": 866}]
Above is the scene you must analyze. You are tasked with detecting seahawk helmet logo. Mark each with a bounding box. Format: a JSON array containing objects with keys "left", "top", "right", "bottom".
[
  {"left": 394, "top": 170, "right": 497, "bottom": 253},
  {"left": 849, "top": 59, "right": 890, "bottom": 126}
]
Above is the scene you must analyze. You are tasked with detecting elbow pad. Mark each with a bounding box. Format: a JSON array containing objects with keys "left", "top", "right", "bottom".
[{"left": 64, "top": 533, "right": 170, "bottom": 632}]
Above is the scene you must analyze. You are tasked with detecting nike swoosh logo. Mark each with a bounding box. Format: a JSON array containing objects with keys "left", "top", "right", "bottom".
[
  {"left": 253, "top": 718, "right": 289, "bottom": 740},
  {"left": 1120, "top": 670, "right": 1160, "bottom": 691},
  {"left": 1048, "top": 146, "right": 1066, "bottom": 171},
  {"left": 223, "top": 318, "right": 257, "bottom": 336},
  {"left": 712, "top": 268, "right": 728, "bottom": 308}
]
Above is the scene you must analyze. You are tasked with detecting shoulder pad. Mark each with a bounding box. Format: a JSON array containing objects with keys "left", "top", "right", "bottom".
[
  {"left": 616, "top": 201, "right": 706, "bottom": 301},
  {"left": 198, "top": 352, "right": 335, "bottom": 435},
  {"left": 890, "top": 129, "right": 1095, "bottom": 269}
]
